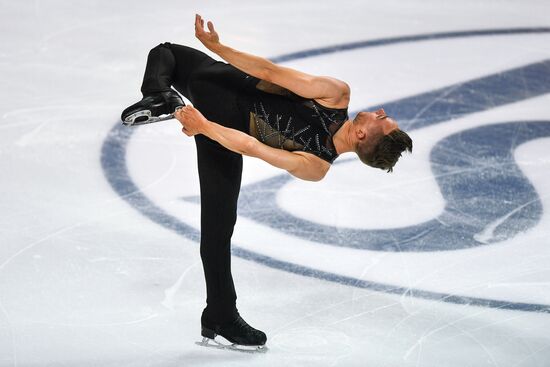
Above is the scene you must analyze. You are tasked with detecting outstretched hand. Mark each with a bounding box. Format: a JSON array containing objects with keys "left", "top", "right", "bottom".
[
  {"left": 195, "top": 14, "right": 220, "bottom": 51},
  {"left": 174, "top": 105, "right": 209, "bottom": 137}
]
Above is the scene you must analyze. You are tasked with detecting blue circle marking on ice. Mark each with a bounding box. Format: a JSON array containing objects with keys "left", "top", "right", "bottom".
[
  {"left": 102, "top": 28, "right": 550, "bottom": 313},
  {"left": 200, "top": 120, "right": 550, "bottom": 252}
]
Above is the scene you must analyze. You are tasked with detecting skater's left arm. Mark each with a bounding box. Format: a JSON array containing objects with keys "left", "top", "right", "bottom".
[
  {"left": 194, "top": 14, "right": 350, "bottom": 106},
  {"left": 175, "top": 106, "right": 329, "bottom": 182}
]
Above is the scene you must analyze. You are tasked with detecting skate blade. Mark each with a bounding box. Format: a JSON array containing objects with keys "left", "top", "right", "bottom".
[
  {"left": 195, "top": 337, "right": 268, "bottom": 354},
  {"left": 122, "top": 106, "right": 183, "bottom": 126}
]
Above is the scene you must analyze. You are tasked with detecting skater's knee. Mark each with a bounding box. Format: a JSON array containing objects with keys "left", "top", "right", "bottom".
[
  {"left": 157, "top": 42, "right": 187, "bottom": 52},
  {"left": 150, "top": 42, "right": 172, "bottom": 54}
]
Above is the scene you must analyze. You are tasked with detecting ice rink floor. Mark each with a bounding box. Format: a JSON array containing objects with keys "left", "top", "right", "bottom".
[{"left": 2, "top": 1, "right": 550, "bottom": 366}]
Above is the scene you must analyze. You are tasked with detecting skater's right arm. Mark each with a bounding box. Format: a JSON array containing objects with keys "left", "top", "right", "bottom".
[
  {"left": 194, "top": 14, "right": 350, "bottom": 108},
  {"left": 176, "top": 106, "right": 328, "bottom": 182}
]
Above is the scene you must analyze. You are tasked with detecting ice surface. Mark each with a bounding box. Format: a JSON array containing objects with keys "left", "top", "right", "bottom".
[{"left": 1, "top": 1, "right": 550, "bottom": 366}]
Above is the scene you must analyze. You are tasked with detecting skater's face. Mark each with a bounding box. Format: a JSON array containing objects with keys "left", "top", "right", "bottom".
[{"left": 352, "top": 108, "right": 398, "bottom": 144}]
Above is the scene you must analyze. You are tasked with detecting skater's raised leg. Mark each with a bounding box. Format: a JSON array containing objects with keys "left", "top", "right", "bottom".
[{"left": 121, "top": 43, "right": 186, "bottom": 125}]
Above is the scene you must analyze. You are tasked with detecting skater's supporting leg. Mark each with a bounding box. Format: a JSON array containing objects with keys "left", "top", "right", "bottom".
[
  {"left": 194, "top": 134, "right": 242, "bottom": 323},
  {"left": 194, "top": 134, "right": 267, "bottom": 348}
]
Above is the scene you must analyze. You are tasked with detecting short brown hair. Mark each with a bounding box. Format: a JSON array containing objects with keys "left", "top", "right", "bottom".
[{"left": 356, "top": 129, "right": 413, "bottom": 172}]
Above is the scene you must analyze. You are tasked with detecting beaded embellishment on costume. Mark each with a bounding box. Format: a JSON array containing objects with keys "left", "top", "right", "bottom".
[
  {"left": 249, "top": 99, "right": 347, "bottom": 163},
  {"left": 250, "top": 102, "right": 305, "bottom": 151}
]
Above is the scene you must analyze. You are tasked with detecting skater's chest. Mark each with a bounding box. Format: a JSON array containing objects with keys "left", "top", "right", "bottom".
[{"left": 246, "top": 97, "right": 347, "bottom": 164}]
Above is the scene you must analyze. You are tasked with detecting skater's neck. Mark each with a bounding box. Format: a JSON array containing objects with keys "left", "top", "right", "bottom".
[{"left": 333, "top": 119, "right": 355, "bottom": 155}]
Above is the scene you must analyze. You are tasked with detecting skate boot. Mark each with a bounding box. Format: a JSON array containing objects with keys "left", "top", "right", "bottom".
[
  {"left": 121, "top": 89, "right": 184, "bottom": 126},
  {"left": 196, "top": 313, "right": 268, "bottom": 353}
]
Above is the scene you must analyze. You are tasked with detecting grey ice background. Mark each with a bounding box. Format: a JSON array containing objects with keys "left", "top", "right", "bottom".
[{"left": 1, "top": 0, "right": 550, "bottom": 366}]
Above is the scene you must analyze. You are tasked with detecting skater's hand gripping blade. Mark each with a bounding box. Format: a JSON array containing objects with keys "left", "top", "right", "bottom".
[{"left": 195, "top": 337, "right": 268, "bottom": 354}]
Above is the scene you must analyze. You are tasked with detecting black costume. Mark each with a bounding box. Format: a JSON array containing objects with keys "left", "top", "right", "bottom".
[{"left": 137, "top": 42, "right": 348, "bottom": 326}]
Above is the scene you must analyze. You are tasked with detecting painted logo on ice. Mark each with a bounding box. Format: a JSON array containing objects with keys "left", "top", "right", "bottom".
[{"left": 102, "top": 28, "right": 550, "bottom": 313}]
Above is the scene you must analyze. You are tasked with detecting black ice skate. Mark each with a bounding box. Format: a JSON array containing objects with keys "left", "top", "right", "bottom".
[
  {"left": 121, "top": 89, "right": 184, "bottom": 126},
  {"left": 196, "top": 314, "right": 268, "bottom": 353}
]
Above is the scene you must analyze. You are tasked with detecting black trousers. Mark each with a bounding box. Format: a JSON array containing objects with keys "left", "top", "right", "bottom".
[{"left": 140, "top": 42, "right": 256, "bottom": 323}]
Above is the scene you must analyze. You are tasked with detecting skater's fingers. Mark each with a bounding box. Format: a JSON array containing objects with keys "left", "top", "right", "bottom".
[
  {"left": 180, "top": 111, "right": 188, "bottom": 119},
  {"left": 181, "top": 126, "right": 192, "bottom": 136},
  {"left": 207, "top": 21, "right": 215, "bottom": 33},
  {"left": 179, "top": 107, "right": 198, "bottom": 121},
  {"left": 183, "top": 105, "right": 196, "bottom": 113},
  {"left": 195, "top": 16, "right": 203, "bottom": 32}
]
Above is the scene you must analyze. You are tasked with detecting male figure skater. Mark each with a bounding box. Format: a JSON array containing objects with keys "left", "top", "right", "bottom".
[{"left": 121, "top": 14, "right": 412, "bottom": 351}]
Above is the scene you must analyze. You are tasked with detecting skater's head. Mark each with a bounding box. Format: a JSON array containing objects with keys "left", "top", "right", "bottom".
[{"left": 352, "top": 108, "right": 412, "bottom": 172}]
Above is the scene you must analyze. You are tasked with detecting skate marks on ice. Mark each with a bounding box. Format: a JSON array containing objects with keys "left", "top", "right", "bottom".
[
  {"left": 270, "top": 326, "right": 352, "bottom": 356},
  {"left": 101, "top": 27, "right": 550, "bottom": 313},
  {"left": 2, "top": 104, "right": 120, "bottom": 147},
  {"left": 162, "top": 260, "right": 201, "bottom": 311}
]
